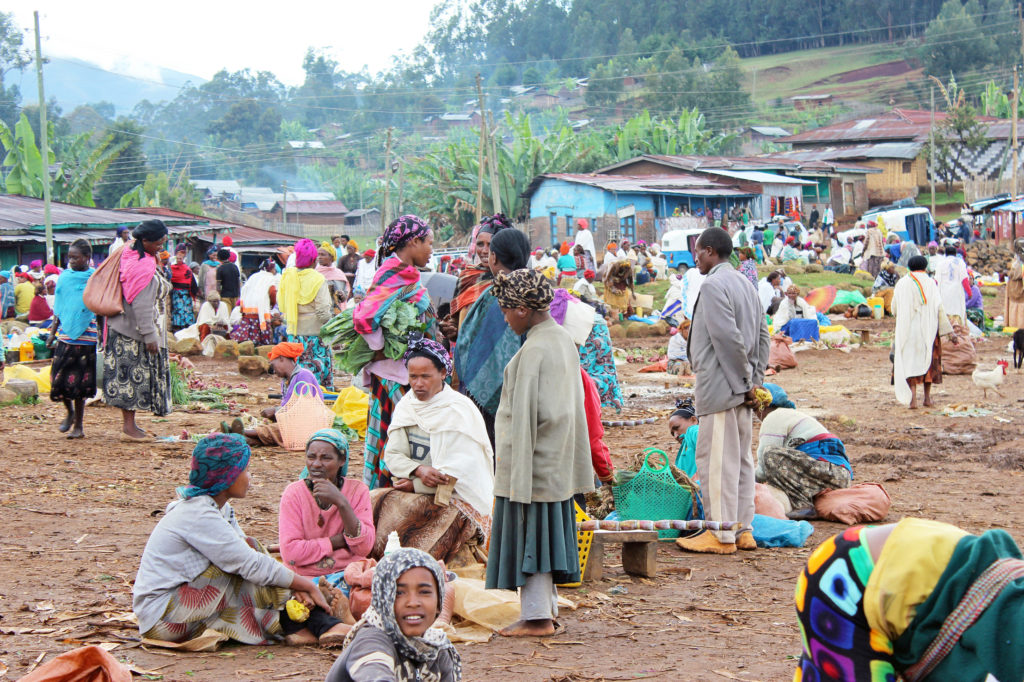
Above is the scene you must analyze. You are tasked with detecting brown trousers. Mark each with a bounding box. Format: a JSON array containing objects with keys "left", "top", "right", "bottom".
[{"left": 696, "top": 405, "right": 755, "bottom": 543}]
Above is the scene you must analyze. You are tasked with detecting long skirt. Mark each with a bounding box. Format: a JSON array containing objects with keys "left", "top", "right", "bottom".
[
  {"left": 50, "top": 341, "right": 97, "bottom": 401},
  {"left": 795, "top": 526, "right": 896, "bottom": 681},
  {"left": 102, "top": 329, "right": 171, "bottom": 416},
  {"left": 363, "top": 374, "right": 406, "bottom": 489},
  {"left": 232, "top": 313, "right": 273, "bottom": 346},
  {"left": 900, "top": 335, "right": 943, "bottom": 388},
  {"left": 485, "top": 497, "right": 579, "bottom": 590},
  {"left": 369, "top": 489, "right": 487, "bottom": 564},
  {"left": 580, "top": 314, "right": 623, "bottom": 411},
  {"left": 170, "top": 289, "right": 195, "bottom": 330},
  {"left": 288, "top": 333, "right": 334, "bottom": 390},
  {"left": 142, "top": 559, "right": 290, "bottom": 645},
  {"left": 755, "top": 445, "right": 851, "bottom": 511}
]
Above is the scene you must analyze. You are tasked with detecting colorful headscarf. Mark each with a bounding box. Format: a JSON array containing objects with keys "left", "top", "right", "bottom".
[
  {"left": 764, "top": 383, "right": 795, "bottom": 409},
  {"left": 30, "top": 260, "right": 42, "bottom": 270},
  {"left": 177, "top": 434, "right": 251, "bottom": 500},
  {"left": 405, "top": 336, "right": 453, "bottom": 376},
  {"left": 492, "top": 269, "right": 553, "bottom": 311},
  {"left": 476, "top": 213, "right": 512, "bottom": 236},
  {"left": 267, "top": 341, "right": 305, "bottom": 361},
  {"left": 294, "top": 239, "right": 318, "bottom": 268},
  {"left": 319, "top": 241, "right": 337, "bottom": 261},
  {"left": 174, "top": 244, "right": 187, "bottom": 254},
  {"left": 306, "top": 429, "right": 350, "bottom": 478},
  {"left": 348, "top": 239, "right": 359, "bottom": 251},
  {"left": 0, "top": 270, "right": 10, "bottom": 280},
  {"left": 786, "top": 285, "right": 800, "bottom": 296},
  {"left": 43, "top": 264, "right": 60, "bottom": 276},
  {"left": 343, "top": 548, "right": 460, "bottom": 680},
  {"left": 378, "top": 215, "right": 431, "bottom": 267}
]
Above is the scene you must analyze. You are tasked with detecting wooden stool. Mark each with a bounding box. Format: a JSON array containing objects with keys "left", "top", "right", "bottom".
[
  {"left": 582, "top": 530, "right": 659, "bottom": 581},
  {"left": 849, "top": 328, "right": 871, "bottom": 344}
]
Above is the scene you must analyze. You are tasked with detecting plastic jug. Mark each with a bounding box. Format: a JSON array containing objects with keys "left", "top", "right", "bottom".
[{"left": 19, "top": 340, "right": 34, "bottom": 361}]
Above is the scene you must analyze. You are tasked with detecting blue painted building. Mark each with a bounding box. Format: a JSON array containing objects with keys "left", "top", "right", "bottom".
[{"left": 523, "top": 173, "right": 755, "bottom": 251}]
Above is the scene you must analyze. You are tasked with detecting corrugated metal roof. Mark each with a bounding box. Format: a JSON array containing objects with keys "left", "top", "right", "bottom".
[
  {"left": 765, "top": 143, "right": 921, "bottom": 162},
  {"left": 597, "top": 153, "right": 879, "bottom": 176},
  {"left": 0, "top": 194, "right": 205, "bottom": 232},
  {"left": 749, "top": 126, "right": 791, "bottom": 137},
  {"left": 191, "top": 179, "right": 241, "bottom": 195},
  {"left": 345, "top": 208, "right": 380, "bottom": 218},
  {"left": 700, "top": 169, "right": 815, "bottom": 185},
  {"left": 0, "top": 222, "right": 212, "bottom": 246},
  {"left": 525, "top": 173, "right": 754, "bottom": 198},
  {"left": 993, "top": 198, "right": 1024, "bottom": 212},
  {"left": 274, "top": 200, "right": 349, "bottom": 214}
]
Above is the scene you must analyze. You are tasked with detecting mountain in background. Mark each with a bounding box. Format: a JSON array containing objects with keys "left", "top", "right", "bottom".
[{"left": 16, "top": 56, "right": 206, "bottom": 115}]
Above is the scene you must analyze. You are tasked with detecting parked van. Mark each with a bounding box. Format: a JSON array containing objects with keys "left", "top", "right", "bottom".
[
  {"left": 856, "top": 207, "right": 934, "bottom": 245},
  {"left": 661, "top": 228, "right": 705, "bottom": 271}
]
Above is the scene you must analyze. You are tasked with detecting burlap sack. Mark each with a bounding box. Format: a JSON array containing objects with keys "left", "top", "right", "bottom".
[{"left": 814, "top": 482, "right": 891, "bottom": 524}]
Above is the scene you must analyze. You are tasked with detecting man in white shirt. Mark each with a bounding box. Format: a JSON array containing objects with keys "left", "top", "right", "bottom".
[
  {"left": 353, "top": 249, "right": 377, "bottom": 294},
  {"left": 758, "top": 271, "right": 784, "bottom": 314},
  {"left": 109, "top": 226, "right": 131, "bottom": 255},
  {"left": 573, "top": 219, "right": 596, "bottom": 267}
]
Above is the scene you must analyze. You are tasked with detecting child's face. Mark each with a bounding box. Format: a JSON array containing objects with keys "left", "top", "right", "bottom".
[{"left": 394, "top": 566, "right": 439, "bottom": 637}]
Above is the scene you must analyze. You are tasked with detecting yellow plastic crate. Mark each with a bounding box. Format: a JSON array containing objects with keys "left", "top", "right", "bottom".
[{"left": 556, "top": 501, "right": 592, "bottom": 588}]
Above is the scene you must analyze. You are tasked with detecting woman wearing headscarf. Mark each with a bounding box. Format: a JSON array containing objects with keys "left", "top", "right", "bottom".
[
  {"left": 197, "top": 245, "right": 220, "bottom": 300},
  {"left": 277, "top": 238, "right": 334, "bottom": 389},
  {"left": 603, "top": 260, "right": 635, "bottom": 318},
  {"left": 353, "top": 215, "right": 434, "bottom": 489},
  {"left": 771, "top": 285, "right": 817, "bottom": 329},
  {"left": 486, "top": 269, "right": 593, "bottom": 637},
  {"left": 169, "top": 245, "right": 199, "bottom": 331},
  {"left": 232, "top": 258, "right": 279, "bottom": 346},
  {"left": 104, "top": 220, "right": 173, "bottom": 440},
  {"left": 27, "top": 281, "right": 54, "bottom": 326},
  {"left": 133, "top": 434, "right": 346, "bottom": 647},
  {"left": 326, "top": 548, "right": 461, "bottom": 682},
  {"left": 753, "top": 383, "right": 851, "bottom": 519},
  {"left": 893, "top": 255, "right": 958, "bottom": 409},
  {"left": 317, "top": 241, "right": 351, "bottom": 310},
  {"left": 445, "top": 214, "right": 512, "bottom": 336},
  {"left": 47, "top": 239, "right": 98, "bottom": 440},
  {"left": 0, "top": 270, "right": 15, "bottom": 319},
  {"left": 372, "top": 338, "right": 493, "bottom": 564},
  {"left": 668, "top": 398, "right": 699, "bottom": 480},
  {"left": 338, "top": 241, "right": 361, "bottom": 292},
  {"left": 279, "top": 429, "right": 374, "bottom": 594},
  {"left": 239, "top": 341, "right": 324, "bottom": 447}
]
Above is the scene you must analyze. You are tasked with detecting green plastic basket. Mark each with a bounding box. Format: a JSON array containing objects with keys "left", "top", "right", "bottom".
[{"left": 612, "top": 448, "right": 693, "bottom": 540}]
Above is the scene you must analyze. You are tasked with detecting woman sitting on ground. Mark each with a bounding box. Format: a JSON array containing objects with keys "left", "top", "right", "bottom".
[
  {"left": 771, "top": 285, "right": 817, "bottom": 329},
  {"left": 668, "top": 398, "right": 699, "bottom": 481},
  {"left": 326, "top": 548, "right": 461, "bottom": 682},
  {"left": 279, "top": 429, "right": 374, "bottom": 599},
  {"left": 376, "top": 338, "right": 494, "bottom": 564},
  {"left": 238, "top": 342, "right": 322, "bottom": 446},
  {"left": 133, "top": 434, "right": 348, "bottom": 647},
  {"left": 196, "top": 291, "right": 231, "bottom": 341},
  {"left": 795, "top": 517, "right": 1024, "bottom": 681},
  {"left": 754, "top": 383, "right": 850, "bottom": 519},
  {"left": 28, "top": 281, "right": 53, "bottom": 327}
]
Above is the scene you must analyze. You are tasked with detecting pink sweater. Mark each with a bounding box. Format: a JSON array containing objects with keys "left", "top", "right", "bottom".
[{"left": 278, "top": 479, "right": 376, "bottom": 577}]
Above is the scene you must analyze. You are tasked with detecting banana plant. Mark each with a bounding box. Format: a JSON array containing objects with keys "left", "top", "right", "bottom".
[{"left": 0, "top": 113, "right": 52, "bottom": 197}]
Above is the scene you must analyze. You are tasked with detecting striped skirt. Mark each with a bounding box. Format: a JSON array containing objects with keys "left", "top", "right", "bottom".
[{"left": 362, "top": 374, "right": 406, "bottom": 489}]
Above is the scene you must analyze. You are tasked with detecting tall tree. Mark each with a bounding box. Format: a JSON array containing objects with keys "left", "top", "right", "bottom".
[{"left": 95, "top": 118, "right": 149, "bottom": 208}]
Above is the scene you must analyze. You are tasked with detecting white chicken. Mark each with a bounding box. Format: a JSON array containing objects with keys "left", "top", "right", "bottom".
[{"left": 972, "top": 360, "right": 1009, "bottom": 399}]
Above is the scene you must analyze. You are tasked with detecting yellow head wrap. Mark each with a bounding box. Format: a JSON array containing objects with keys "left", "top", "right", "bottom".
[{"left": 319, "top": 241, "right": 337, "bottom": 261}]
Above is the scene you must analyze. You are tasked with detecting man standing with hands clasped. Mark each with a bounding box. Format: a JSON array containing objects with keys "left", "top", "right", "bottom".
[{"left": 680, "top": 228, "right": 769, "bottom": 554}]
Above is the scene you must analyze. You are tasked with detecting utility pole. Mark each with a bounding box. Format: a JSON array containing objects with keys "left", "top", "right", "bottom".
[
  {"left": 475, "top": 74, "right": 486, "bottom": 223},
  {"left": 34, "top": 12, "right": 53, "bottom": 265},
  {"left": 396, "top": 158, "right": 406, "bottom": 216},
  {"left": 487, "top": 111, "right": 502, "bottom": 215},
  {"left": 1014, "top": 66, "right": 1019, "bottom": 200},
  {"left": 282, "top": 181, "right": 288, "bottom": 230},
  {"left": 382, "top": 127, "right": 393, "bottom": 227},
  {"left": 929, "top": 86, "right": 936, "bottom": 218}
]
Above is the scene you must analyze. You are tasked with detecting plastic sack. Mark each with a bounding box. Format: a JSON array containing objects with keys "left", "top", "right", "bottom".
[
  {"left": 276, "top": 384, "right": 336, "bottom": 450},
  {"left": 780, "top": 318, "right": 820, "bottom": 342},
  {"left": 612, "top": 448, "right": 693, "bottom": 540},
  {"left": 941, "top": 323, "right": 977, "bottom": 375},
  {"left": 751, "top": 513, "right": 814, "bottom": 548},
  {"left": 814, "top": 482, "right": 891, "bottom": 525},
  {"left": 20, "top": 644, "right": 132, "bottom": 682},
  {"left": 768, "top": 334, "right": 797, "bottom": 370},
  {"left": 332, "top": 385, "right": 370, "bottom": 438},
  {"left": 754, "top": 483, "right": 787, "bottom": 519},
  {"left": 343, "top": 558, "right": 378, "bottom": 621},
  {"left": 3, "top": 363, "right": 51, "bottom": 393}
]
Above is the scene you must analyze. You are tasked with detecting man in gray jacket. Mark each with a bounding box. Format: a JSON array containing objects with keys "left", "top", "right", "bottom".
[{"left": 680, "top": 228, "right": 769, "bottom": 554}]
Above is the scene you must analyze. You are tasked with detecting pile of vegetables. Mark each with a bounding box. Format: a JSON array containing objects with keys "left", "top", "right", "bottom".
[
  {"left": 320, "top": 301, "right": 426, "bottom": 376},
  {"left": 170, "top": 361, "right": 247, "bottom": 411}
]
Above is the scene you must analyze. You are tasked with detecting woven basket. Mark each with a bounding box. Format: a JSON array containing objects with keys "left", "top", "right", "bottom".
[
  {"left": 276, "top": 384, "right": 335, "bottom": 450},
  {"left": 612, "top": 448, "right": 693, "bottom": 540}
]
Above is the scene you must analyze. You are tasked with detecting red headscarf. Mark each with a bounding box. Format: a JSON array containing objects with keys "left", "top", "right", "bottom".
[{"left": 267, "top": 341, "right": 305, "bottom": 361}]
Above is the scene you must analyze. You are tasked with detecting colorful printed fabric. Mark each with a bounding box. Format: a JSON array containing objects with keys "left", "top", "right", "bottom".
[
  {"left": 142, "top": 542, "right": 288, "bottom": 645},
  {"left": 118, "top": 247, "right": 158, "bottom": 304},
  {"left": 231, "top": 312, "right": 274, "bottom": 346},
  {"left": 450, "top": 266, "right": 491, "bottom": 315},
  {"left": 492, "top": 269, "right": 553, "bottom": 310},
  {"left": 404, "top": 336, "right": 452, "bottom": 376},
  {"left": 798, "top": 437, "right": 852, "bottom": 474},
  {"left": 757, "top": 445, "right": 851, "bottom": 511},
  {"left": 177, "top": 433, "right": 251, "bottom": 500},
  {"left": 454, "top": 286, "right": 522, "bottom": 416},
  {"left": 49, "top": 341, "right": 97, "bottom": 402},
  {"left": 580, "top": 314, "right": 623, "bottom": 411},
  {"left": 368, "top": 488, "right": 486, "bottom": 563},
  {"left": 363, "top": 374, "right": 406, "bottom": 489},
  {"left": 352, "top": 255, "right": 430, "bottom": 335},
  {"left": 288, "top": 333, "right": 335, "bottom": 390},
  {"left": 170, "top": 288, "right": 196, "bottom": 329},
  {"left": 794, "top": 526, "right": 896, "bottom": 682},
  {"left": 102, "top": 329, "right": 171, "bottom": 417}
]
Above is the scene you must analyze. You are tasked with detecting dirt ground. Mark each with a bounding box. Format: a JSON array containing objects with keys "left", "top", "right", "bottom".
[{"left": 1, "top": 317, "right": 1022, "bottom": 681}]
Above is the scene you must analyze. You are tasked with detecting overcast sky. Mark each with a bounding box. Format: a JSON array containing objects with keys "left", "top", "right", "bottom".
[{"left": 11, "top": 2, "right": 437, "bottom": 86}]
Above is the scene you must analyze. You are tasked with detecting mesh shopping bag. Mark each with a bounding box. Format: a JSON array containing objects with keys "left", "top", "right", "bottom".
[
  {"left": 612, "top": 448, "right": 693, "bottom": 540},
  {"left": 276, "top": 383, "right": 335, "bottom": 450}
]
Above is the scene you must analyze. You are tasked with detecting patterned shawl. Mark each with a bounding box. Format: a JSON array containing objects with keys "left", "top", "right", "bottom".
[{"left": 353, "top": 255, "right": 429, "bottom": 335}]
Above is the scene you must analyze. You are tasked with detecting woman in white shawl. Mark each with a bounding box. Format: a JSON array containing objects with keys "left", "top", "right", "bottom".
[
  {"left": 892, "top": 256, "right": 957, "bottom": 409},
  {"left": 374, "top": 338, "right": 494, "bottom": 564},
  {"left": 933, "top": 244, "right": 969, "bottom": 324},
  {"left": 232, "top": 258, "right": 279, "bottom": 345}
]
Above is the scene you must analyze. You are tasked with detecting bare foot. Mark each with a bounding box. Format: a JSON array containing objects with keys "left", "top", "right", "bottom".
[
  {"left": 499, "top": 619, "right": 556, "bottom": 637},
  {"left": 922, "top": 398, "right": 934, "bottom": 407},
  {"left": 908, "top": 401, "right": 918, "bottom": 409},
  {"left": 318, "top": 623, "right": 351, "bottom": 648},
  {"left": 58, "top": 413, "right": 73, "bottom": 433},
  {"left": 284, "top": 628, "right": 317, "bottom": 646},
  {"left": 67, "top": 426, "right": 84, "bottom": 439},
  {"left": 123, "top": 425, "right": 148, "bottom": 439}
]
